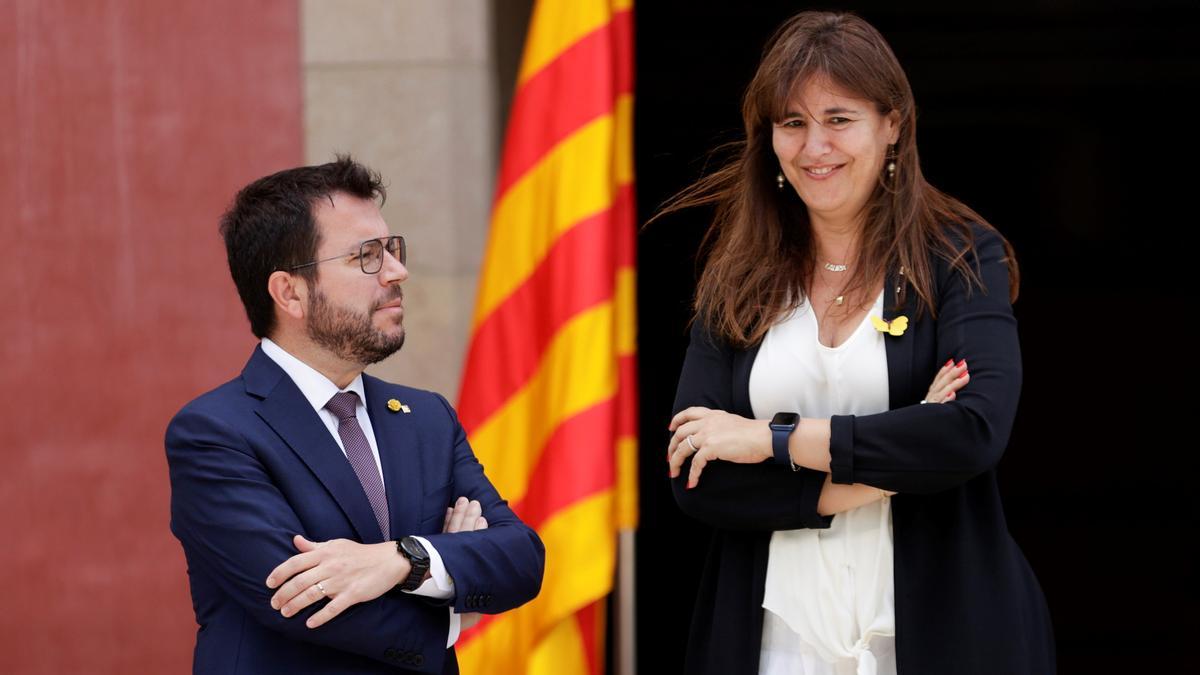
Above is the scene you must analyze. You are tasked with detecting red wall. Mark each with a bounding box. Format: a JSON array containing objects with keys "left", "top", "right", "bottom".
[{"left": 0, "top": 1, "right": 301, "bottom": 671}]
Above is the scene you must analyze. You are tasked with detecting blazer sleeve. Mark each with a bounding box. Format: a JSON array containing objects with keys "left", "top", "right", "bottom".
[
  {"left": 166, "top": 408, "right": 451, "bottom": 674},
  {"left": 418, "top": 393, "right": 546, "bottom": 615},
  {"left": 829, "top": 225, "right": 1023, "bottom": 494},
  {"left": 669, "top": 321, "right": 833, "bottom": 532}
]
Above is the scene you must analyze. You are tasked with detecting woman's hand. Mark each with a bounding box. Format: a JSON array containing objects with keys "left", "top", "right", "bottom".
[
  {"left": 668, "top": 360, "right": 970, "bottom": 493},
  {"left": 924, "top": 358, "right": 969, "bottom": 403},
  {"left": 667, "top": 407, "right": 772, "bottom": 489}
]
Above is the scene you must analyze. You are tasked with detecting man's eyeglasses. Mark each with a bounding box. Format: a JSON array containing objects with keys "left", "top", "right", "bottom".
[{"left": 287, "top": 235, "right": 406, "bottom": 275}]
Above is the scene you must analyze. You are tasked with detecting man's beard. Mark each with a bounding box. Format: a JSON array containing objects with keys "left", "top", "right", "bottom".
[{"left": 306, "top": 286, "right": 405, "bottom": 366}]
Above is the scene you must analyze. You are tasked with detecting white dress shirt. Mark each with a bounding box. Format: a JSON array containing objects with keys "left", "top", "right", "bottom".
[
  {"left": 748, "top": 291, "right": 896, "bottom": 675},
  {"left": 261, "top": 338, "right": 462, "bottom": 647}
]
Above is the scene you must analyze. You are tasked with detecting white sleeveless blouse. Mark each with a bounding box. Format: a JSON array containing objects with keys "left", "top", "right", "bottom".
[{"left": 749, "top": 290, "right": 896, "bottom": 675}]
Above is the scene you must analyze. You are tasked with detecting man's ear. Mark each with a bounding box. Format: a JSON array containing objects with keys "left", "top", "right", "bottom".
[{"left": 267, "top": 270, "right": 308, "bottom": 322}]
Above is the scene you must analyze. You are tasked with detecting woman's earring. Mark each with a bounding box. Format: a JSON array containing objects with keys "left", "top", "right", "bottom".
[
  {"left": 776, "top": 172, "right": 785, "bottom": 190},
  {"left": 886, "top": 145, "right": 897, "bottom": 180}
]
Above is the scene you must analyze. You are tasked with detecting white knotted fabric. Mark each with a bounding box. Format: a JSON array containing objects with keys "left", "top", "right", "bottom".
[{"left": 749, "top": 289, "right": 896, "bottom": 675}]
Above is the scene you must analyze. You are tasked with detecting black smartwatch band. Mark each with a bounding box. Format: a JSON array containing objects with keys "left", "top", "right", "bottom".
[
  {"left": 396, "top": 536, "right": 431, "bottom": 592},
  {"left": 769, "top": 413, "right": 801, "bottom": 471}
]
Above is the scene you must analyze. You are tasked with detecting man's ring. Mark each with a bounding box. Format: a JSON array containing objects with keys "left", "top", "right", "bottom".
[
  {"left": 686, "top": 435, "right": 698, "bottom": 452},
  {"left": 316, "top": 582, "right": 326, "bottom": 595}
]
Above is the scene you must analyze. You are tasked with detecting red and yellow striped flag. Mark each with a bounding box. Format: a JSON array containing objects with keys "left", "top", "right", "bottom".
[{"left": 455, "top": 1, "right": 636, "bottom": 673}]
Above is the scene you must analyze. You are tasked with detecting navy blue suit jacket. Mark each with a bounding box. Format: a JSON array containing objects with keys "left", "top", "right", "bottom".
[
  {"left": 166, "top": 347, "right": 545, "bottom": 674},
  {"left": 671, "top": 224, "right": 1054, "bottom": 674}
]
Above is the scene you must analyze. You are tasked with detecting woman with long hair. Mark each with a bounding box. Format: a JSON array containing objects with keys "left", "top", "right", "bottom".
[{"left": 663, "top": 11, "right": 1054, "bottom": 675}]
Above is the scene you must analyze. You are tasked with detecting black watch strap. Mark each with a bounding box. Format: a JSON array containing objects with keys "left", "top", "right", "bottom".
[
  {"left": 769, "top": 413, "right": 801, "bottom": 471},
  {"left": 396, "top": 536, "right": 430, "bottom": 592}
]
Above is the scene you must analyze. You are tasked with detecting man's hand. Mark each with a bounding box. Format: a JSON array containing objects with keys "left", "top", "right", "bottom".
[
  {"left": 443, "top": 496, "right": 486, "bottom": 533},
  {"left": 443, "top": 496, "right": 486, "bottom": 630},
  {"left": 267, "top": 496, "right": 492, "bottom": 630},
  {"left": 266, "top": 536, "right": 408, "bottom": 629}
]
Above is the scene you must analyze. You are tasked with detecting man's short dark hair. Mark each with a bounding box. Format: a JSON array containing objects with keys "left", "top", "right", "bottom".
[{"left": 219, "top": 155, "right": 386, "bottom": 338}]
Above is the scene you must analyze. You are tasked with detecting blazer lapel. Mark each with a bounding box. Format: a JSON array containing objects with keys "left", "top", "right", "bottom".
[
  {"left": 883, "top": 266, "right": 917, "bottom": 409},
  {"left": 245, "top": 349, "right": 385, "bottom": 543},
  {"left": 732, "top": 342, "right": 762, "bottom": 419},
  {"left": 364, "top": 377, "right": 423, "bottom": 540}
]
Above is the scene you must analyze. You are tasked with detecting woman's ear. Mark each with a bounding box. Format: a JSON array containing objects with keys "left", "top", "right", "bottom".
[
  {"left": 886, "top": 110, "right": 901, "bottom": 145},
  {"left": 267, "top": 270, "right": 309, "bottom": 322}
]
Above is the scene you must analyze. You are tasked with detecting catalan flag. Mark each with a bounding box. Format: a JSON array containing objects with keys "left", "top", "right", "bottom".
[{"left": 455, "top": 1, "right": 636, "bottom": 673}]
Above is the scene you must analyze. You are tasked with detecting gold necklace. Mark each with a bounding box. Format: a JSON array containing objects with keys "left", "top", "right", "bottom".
[{"left": 820, "top": 253, "right": 851, "bottom": 299}]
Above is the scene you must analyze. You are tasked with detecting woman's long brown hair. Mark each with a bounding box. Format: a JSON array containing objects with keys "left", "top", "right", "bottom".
[{"left": 653, "top": 11, "right": 1019, "bottom": 348}]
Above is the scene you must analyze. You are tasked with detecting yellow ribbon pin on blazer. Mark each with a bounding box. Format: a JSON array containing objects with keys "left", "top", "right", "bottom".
[
  {"left": 387, "top": 399, "right": 410, "bottom": 413},
  {"left": 870, "top": 315, "right": 909, "bottom": 337}
]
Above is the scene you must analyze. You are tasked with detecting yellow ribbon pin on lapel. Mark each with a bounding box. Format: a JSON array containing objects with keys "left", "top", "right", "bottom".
[{"left": 870, "top": 315, "right": 909, "bottom": 337}]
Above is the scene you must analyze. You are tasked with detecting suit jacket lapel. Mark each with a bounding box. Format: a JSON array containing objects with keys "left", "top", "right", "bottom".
[
  {"left": 245, "top": 348, "right": 385, "bottom": 543},
  {"left": 364, "top": 377, "right": 423, "bottom": 540}
]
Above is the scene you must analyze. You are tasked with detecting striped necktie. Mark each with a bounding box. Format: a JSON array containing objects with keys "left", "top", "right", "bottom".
[{"left": 325, "top": 391, "right": 390, "bottom": 540}]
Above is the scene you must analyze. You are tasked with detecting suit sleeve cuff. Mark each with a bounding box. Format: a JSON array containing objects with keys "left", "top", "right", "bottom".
[
  {"left": 829, "top": 414, "right": 856, "bottom": 485},
  {"left": 403, "top": 536, "right": 454, "bottom": 600},
  {"left": 798, "top": 468, "right": 834, "bottom": 529}
]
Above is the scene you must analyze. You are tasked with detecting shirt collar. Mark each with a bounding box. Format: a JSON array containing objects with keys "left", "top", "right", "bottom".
[{"left": 260, "top": 338, "right": 367, "bottom": 414}]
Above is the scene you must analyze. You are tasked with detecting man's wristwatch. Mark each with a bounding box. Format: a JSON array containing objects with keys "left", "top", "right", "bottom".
[
  {"left": 395, "top": 536, "right": 431, "bottom": 592},
  {"left": 769, "top": 412, "right": 801, "bottom": 471}
]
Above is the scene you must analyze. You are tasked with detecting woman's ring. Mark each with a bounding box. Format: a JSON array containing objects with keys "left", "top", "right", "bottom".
[
  {"left": 686, "top": 435, "right": 698, "bottom": 452},
  {"left": 316, "top": 582, "right": 326, "bottom": 595}
]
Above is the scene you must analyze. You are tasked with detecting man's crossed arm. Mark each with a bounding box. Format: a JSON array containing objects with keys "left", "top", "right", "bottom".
[{"left": 266, "top": 497, "right": 489, "bottom": 630}]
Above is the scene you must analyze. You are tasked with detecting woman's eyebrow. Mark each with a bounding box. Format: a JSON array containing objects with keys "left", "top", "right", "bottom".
[{"left": 780, "top": 105, "right": 860, "bottom": 117}]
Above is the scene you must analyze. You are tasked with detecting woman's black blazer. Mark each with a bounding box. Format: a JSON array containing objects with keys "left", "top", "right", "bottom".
[{"left": 671, "top": 224, "right": 1055, "bottom": 675}]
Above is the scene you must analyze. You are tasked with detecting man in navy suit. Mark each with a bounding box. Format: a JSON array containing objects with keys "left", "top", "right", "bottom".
[{"left": 166, "top": 156, "right": 545, "bottom": 674}]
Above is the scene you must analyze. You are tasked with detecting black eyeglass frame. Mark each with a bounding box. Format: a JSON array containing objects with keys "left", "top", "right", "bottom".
[{"left": 286, "top": 235, "right": 406, "bottom": 275}]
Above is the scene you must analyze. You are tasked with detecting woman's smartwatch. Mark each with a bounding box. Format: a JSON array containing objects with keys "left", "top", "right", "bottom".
[
  {"left": 769, "top": 412, "right": 801, "bottom": 471},
  {"left": 395, "top": 536, "right": 431, "bottom": 592}
]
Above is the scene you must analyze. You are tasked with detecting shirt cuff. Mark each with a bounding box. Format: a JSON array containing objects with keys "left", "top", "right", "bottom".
[
  {"left": 446, "top": 609, "right": 462, "bottom": 648},
  {"left": 403, "top": 537, "right": 459, "bottom": 648}
]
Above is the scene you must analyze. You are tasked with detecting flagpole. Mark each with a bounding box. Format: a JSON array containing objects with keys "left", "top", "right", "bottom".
[{"left": 617, "top": 528, "right": 636, "bottom": 675}]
